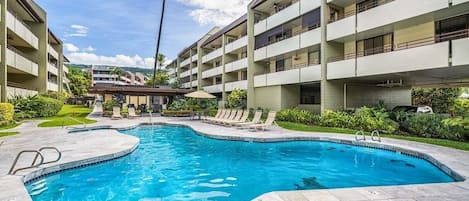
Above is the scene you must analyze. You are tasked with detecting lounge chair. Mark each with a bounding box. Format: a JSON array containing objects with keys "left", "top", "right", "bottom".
[
  {"left": 233, "top": 111, "right": 262, "bottom": 128},
  {"left": 219, "top": 110, "right": 244, "bottom": 125},
  {"left": 205, "top": 109, "right": 225, "bottom": 122},
  {"left": 208, "top": 109, "right": 231, "bottom": 123},
  {"left": 128, "top": 107, "right": 139, "bottom": 119},
  {"left": 214, "top": 110, "right": 239, "bottom": 124},
  {"left": 112, "top": 107, "right": 123, "bottom": 120},
  {"left": 223, "top": 110, "right": 249, "bottom": 126},
  {"left": 248, "top": 111, "right": 277, "bottom": 131},
  {"left": 204, "top": 109, "right": 221, "bottom": 121}
]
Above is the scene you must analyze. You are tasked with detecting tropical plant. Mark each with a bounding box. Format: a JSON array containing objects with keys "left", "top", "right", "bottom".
[
  {"left": 110, "top": 67, "right": 123, "bottom": 81},
  {"left": 67, "top": 67, "right": 91, "bottom": 97},
  {"left": 226, "top": 89, "right": 247, "bottom": 109},
  {"left": 146, "top": 69, "right": 170, "bottom": 86},
  {"left": 9, "top": 95, "right": 63, "bottom": 119},
  {"left": 412, "top": 88, "right": 461, "bottom": 113},
  {"left": 276, "top": 108, "right": 321, "bottom": 125}
]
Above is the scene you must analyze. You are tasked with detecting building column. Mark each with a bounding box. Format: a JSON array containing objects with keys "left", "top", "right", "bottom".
[
  {"left": 58, "top": 51, "right": 64, "bottom": 93},
  {"left": 246, "top": 9, "right": 256, "bottom": 109},
  {"left": 0, "top": 0, "right": 7, "bottom": 102},
  {"left": 29, "top": 16, "right": 48, "bottom": 93},
  {"left": 221, "top": 34, "right": 227, "bottom": 107}
]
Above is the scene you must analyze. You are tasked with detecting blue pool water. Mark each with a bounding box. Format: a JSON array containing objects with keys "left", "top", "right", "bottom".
[{"left": 27, "top": 125, "right": 454, "bottom": 201}]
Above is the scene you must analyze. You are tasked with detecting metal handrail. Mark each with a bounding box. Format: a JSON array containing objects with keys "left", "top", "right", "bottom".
[
  {"left": 8, "top": 150, "right": 44, "bottom": 175},
  {"left": 355, "top": 131, "right": 366, "bottom": 141},
  {"left": 38, "top": 147, "right": 62, "bottom": 165},
  {"left": 371, "top": 130, "right": 381, "bottom": 142}
]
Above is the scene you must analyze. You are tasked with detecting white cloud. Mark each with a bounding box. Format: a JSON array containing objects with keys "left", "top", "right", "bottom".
[
  {"left": 177, "top": 0, "right": 250, "bottom": 26},
  {"left": 67, "top": 52, "right": 157, "bottom": 68},
  {"left": 64, "top": 43, "right": 79, "bottom": 52},
  {"left": 65, "top": 24, "right": 89, "bottom": 37},
  {"left": 83, "top": 46, "right": 96, "bottom": 52}
]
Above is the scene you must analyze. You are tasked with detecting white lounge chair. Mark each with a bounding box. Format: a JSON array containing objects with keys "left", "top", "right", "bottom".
[
  {"left": 208, "top": 109, "right": 231, "bottom": 123},
  {"left": 248, "top": 111, "right": 277, "bottom": 131},
  {"left": 219, "top": 110, "right": 244, "bottom": 125},
  {"left": 214, "top": 110, "right": 239, "bottom": 124},
  {"left": 204, "top": 109, "right": 222, "bottom": 122},
  {"left": 233, "top": 111, "right": 262, "bottom": 128},
  {"left": 112, "top": 107, "right": 123, "bottom": 120},
  {"left": 223, "top": 110, "right": 249, "bottom": 126},
  {"left": 128, "top": 107, "right": 139, "bottom": 119}
]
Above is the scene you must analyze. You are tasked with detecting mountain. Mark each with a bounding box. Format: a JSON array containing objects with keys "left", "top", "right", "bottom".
[{"left": 66, "top": 64, "right": 154, "bottom": 75}]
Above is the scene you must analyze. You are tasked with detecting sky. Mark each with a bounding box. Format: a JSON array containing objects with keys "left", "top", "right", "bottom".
[{"left": 35, "top": 0, "right": 250, "bottom": 68}]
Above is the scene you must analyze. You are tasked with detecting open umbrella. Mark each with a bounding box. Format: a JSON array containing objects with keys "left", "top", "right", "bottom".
[{"left": 184, "top": 90, "right": 216, "bottom": 99}]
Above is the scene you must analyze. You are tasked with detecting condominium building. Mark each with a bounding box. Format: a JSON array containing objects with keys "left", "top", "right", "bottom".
[
  {"left": 91, "top": 65, "right": 149, "bottom": 86},
  {"left": 0, "top": 0, "right": 68, "bottom": 102},
  {"left": 175, "top": 0, "right": 469, "bottom": 113}
]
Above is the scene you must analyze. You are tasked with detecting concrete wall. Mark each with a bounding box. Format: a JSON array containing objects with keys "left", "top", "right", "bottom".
[{"left": 346, "top": 85, "right": 411, "bottom": 109}]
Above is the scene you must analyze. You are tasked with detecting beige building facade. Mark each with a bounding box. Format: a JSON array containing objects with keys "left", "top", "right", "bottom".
[
  {"left": 172, "top": 0, "right": 469, "bottom": 113},
  {"left": 0, "top": 0, "right": 68, "bottom": 102}
]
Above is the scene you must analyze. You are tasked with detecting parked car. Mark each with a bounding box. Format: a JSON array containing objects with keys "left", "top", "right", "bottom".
[{"left": 392, "top": 105, "right": 434, "bottom": 114}]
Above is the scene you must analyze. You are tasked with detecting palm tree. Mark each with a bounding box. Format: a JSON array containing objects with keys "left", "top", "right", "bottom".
[
  {"left": 110, "top": 67, "right": 123, "bottom": 82},
  {"left": 157, "top": 53, "right": 166, "bottom": 67}
]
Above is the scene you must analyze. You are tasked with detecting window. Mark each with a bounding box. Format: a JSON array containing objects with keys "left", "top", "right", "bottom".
[
  {"left": 275, "top": 59, "right": 285, "bottom": 72},
  {"left": 300, "top": 85, "right": 321, "bottom": 104},
  {"left": 308, "top": 51, "right": 320, "bottom": 65},
  {"left": 241, "top": 71, "right": 248, "bottom": 80},
  {"left": 436, "top": 14, "right": 469, "bottom": 42},
  {"left": 360, "top": 33, "right": 393, "bottom": 56},
  {"left": 215, "top": 77, "right": 222, "bottom": 84},
  {"left": 357, "top": 0, "right": 378, "bottom": 13},
  {"left": 302, "top": 8, "right": 321, "bottom": 30}
]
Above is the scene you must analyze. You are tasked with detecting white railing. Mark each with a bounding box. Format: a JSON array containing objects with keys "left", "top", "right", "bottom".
[
  {"left": 48, "top": 63, "right": 58, "bottom": 75},
  {"left": 63, "top": 65, "right": 69, "bottom": 74},
  {"left": 6, "top": 10, "right": 39, "bottom": 49},
  {"left": 6, "top": 48, "right": 39, "bottom": 76},
  {"left": 254, "top": 64, "right": 321, "bottom": 87},
  {"left": 203, "top": 84, "right": 223, "bottom": 93},
  {"left": 225, "top": 58, "right": 248, "bottom": 73},
  {"left": 202, "top": 48, "right": 223, "bottom": 63},
  {"left": 7, "top": 86, "right": 38, "bottom": 98},
  {"left": 191, "top": 67, "right": 198, "bottom": 75},
  {"left": 180, "top": 70, "right": 191, "bottom": 78},
  {"left": 191, "top": 80, "right": 198, "bottom": 87},
  {"left": 180, "top": 57, "right": 191, "bottom": 67},
  {"left": 48, "top": 44, "right": 59, "bottom": 59},
  {"left": 202, "top": 66, "right": 223, "bottom": 79},
  {"left": 47, "top": 82, "right": 59, "bottom": 92},
  {"left": 225, "top": 80, "right": 248, "bottom": 92},
  {"left": 191, "top": 54, "right": 198, "bottom": 62},
  {"left": 181, "top": 82, "right": 191, "bottom": 88},
  {"left": 225, "top": 36, "right": 248, "bottom": 53}
]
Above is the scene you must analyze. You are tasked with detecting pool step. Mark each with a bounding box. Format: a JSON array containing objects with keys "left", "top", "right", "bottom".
[{"left": 30, "top": 185, "right": 48, "bottom": 196}]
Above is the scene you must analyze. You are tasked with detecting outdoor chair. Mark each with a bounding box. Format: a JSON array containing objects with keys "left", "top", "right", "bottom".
[
  {"left": 248, "top": 111, "right": 277, "bottom": 132},
  {"left": 233, "top": 111, "right": 262, "bottom": 128},
  {"left": 128, "top": 107, "right": 140, "bottom": 119},
  {"left": 112, "top": 107, "right": 123, "bottom": 120}
]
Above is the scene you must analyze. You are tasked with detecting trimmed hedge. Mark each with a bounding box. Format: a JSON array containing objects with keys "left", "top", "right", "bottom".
[
  {"left": 10, "top": 95, "right": 63, "bottom": 119},
  {"left": 162, "top": 110, "right": 192, "bottom": 117}
]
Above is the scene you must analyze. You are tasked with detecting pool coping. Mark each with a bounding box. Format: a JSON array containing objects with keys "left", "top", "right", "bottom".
[{"left": 4, "top": 120, "right": 469, "bottom": 201}]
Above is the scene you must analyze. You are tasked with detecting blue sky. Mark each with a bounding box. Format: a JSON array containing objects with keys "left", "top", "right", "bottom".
[{"left": 36, "top": 0, "right": 249, "bottom": 68}]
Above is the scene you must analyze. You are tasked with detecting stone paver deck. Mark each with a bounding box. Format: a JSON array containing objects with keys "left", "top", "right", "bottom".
[{"left": 0, "top": 110, "right": 468, "bottom": 201}]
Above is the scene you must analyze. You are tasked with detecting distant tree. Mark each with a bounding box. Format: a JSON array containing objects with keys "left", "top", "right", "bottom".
[
  {"left": 412, "top": 88, "right": 462, "bottom": 113},
  {"left": 156, "top": 53, "right": 166, "bottom": 67},
  {"left": 145, "top": 69, "right": 170, "bottom": 86},
  {"left": 110, "top": 67, "right": 123, "bottom": 81},
  {"left": 67, "top": 67, "right": 91, "bottom": 97}
]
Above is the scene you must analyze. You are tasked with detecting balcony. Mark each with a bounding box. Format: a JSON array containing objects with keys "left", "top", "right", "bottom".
[
  {"left": 327, "top": 40, "right": 451, "bottom": 80},
  {"left": 180, "top": 57, "right": 191, "bottom": 67},
  {"left": 254, "top": 64, "right": 321, "bottom": 87},
  {"left": 7, "top": 48, "right": 39, "bottom": 76},
  {"left": 202, "top": 48, "right": 223, "bottom": 63},
  {"left": 202, "top": 66, "right": 223, "bottom": 79},
  {"left": 225, "top": 80, "right": 248, "bottom": 92},
  {"left": 204, "top": 84, "right": 223, "bottom": 93},
  {"left": 7, "top": 85, "right": 38, "bottom": 98},
  {"left": 48, "top": 44, "right": 59, "bottom": 59},
  {"left": 191, "top": 67, "right": 198, "bottom": 75},
  {"left": 181, "top": 82, "right": 191, "bottom": 88},
  {"left": 191, "top": 80, "right": 198, "bottom": 87},
  {"left": 6, "top": 10, "right": 39, "bottom": 49},
  {"left": 180, "top": 70, "right": 191, "bottom": 78},
  {"left": 327, "top": 0, "right": 449, "bottom": 41},
  {"left": 48, "top": 63, "right": 58, "bottom": 75},
  {"left": 47, "top": 82, "right": 59, "bottom": 92},
  {"left": 225, "top": 36, "right": 247, "bottom": 53},
  {"left": 454, "top": 0, "right": 469, "bottom": 5},
  {"left": 255, "top": 28, "right": 320, "bottom": 61},
  {"left": 225, "top": 58, "right": 248, "bottom": 73},
  {"left": 63, "top": 77, "right": 70, "bottom": 84},
  {"left": 451, "top": 37, "right": 469, "bottom": 67},
  {"left": 254, "top": 0, "right": 320, "bottom": 36},
  {"left": 63, "top": 65, "right": 69, "bottom": 74},
  {"left": 191, "top": 54, "right": 198, "bottom": 62}
]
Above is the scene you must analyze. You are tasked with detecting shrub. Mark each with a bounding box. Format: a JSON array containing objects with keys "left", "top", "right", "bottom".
[
  {"left": 103, "top": 100, "right": 120, "bottom": 112},
  {"left": 10, "top": 95, "right": 63, "bottom": 119},
  {"left": 161, "top": 110, "right": 192, "bottom": 117},
  {"left": 320, "top": 110, "right": 355, "bottom": 129},
  {"left": 277, "top": 108, "right": 320, "bottom": 125},
  {"left": 168, "top": 98, "right": 217, "bottom": 111},
  {"left": 226, "top": 89, "right": 247, "bottom": 109},
  {"left": 0, "top": 103, "right": 14, "bottom": 122}
]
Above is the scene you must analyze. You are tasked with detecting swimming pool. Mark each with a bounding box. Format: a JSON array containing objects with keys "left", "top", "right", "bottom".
[{"left": 27, "top": 125, "right": 455, "bottom": 201}]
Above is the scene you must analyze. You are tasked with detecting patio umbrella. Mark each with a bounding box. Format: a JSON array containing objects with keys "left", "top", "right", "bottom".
[{"left": 184, "top": 90, "right": 216, "bottom": 99}]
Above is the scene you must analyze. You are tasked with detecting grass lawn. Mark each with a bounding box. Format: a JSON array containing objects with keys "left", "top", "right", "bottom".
[
  {"left": 0, "top": 132, "right": 19, "bottom": 138},
  {"left": 38, "top": 105, "right": 97, "bottom": 127},
  {"left": 278, "top": 121, "right": 469, "bottom": 151},
  {"left": 0, "top": 122, "right": 20, "bottom": 130}
]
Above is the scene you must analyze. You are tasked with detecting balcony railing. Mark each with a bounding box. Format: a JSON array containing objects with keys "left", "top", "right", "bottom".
[
  {"left": 6, "top": 10, "right": 39, "bottom": 49},
  {"left": 7, "top": 46, "right": 39, "bottom": 76},
  {"left": 328, "top": 29, "right": 469, "bottom": 63},
  {"left": 327, "top": 0, "right": 395, "bottom": 24},
  {"left": 256, "top": 23, "right": 320, "bottom": 50}
]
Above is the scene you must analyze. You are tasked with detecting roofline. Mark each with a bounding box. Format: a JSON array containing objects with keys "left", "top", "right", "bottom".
[
  {"left": 48, "top": 29, "right": 63, "bottom": 45},
  {"left": 177, "top": 27, "right": 220, "bottom": 57},
  {"left": 17, "top": 0, "right": 45, "bottom": 23},
  {"left": 201, "top": 14, "right": 247, "bottom": 48},
  {"left": 249, "top": 0, "right": 267, "bottom": 9}
]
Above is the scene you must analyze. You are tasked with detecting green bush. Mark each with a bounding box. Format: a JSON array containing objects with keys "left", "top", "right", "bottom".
[
  {"left": 103, "top": 100, "right": 120, "bottom": 112},
  {"left": 226, "top": 89, "right": 247, "bottom": 109},
  {"left": 161, "top": 110, "right": 192, "bottom": 117},
  {"left": 10, "top": 95, "right": 63, "bottom": 119},
  {"left": 405, "top": 114, "right": 460, "bottom": 140},
  {"left": 168, "top": 98, "right": 217, "bottom": 111},
  {"left": 277, "top": 108, "right": 320, "bottom": 125}
]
